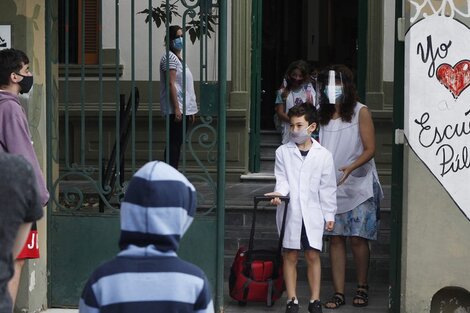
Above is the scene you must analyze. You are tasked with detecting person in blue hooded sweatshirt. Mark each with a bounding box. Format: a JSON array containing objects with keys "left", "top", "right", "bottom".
[{"left": 79, "top": 161, "right": 214, "bottom": 313}]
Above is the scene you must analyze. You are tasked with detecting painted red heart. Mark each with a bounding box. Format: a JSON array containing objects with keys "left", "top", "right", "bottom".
[{"left": 436, "top": 60, "right": 470, "bottom": 99}]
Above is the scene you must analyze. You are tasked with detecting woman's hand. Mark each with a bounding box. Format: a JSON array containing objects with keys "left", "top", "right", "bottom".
[
  {"left": 174, "top": 108, "right": 183, "bottom": 122},
  {"left": 264, "top": 191, "right": 283, "bottom": 205},
  {"left": 337, "top": 165, "right": 353, "bottom": 186}
]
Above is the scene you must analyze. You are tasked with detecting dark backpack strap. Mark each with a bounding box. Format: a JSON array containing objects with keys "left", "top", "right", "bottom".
[
  {"left": 267, "top": 279, "right": 273, "bottom": 306},
  {"left": 242, "top": 278, "right": 251, "bottom": 301}
]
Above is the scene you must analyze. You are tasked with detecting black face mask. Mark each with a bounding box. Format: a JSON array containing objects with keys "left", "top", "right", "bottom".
[
  {"left": 288, "top": 77, "right": 303, "bottom": 86},
  {"left": 16, "top": 73, "right": 34, "bottom": 94}
]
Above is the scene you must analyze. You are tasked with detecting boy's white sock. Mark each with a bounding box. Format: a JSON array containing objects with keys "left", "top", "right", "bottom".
[{"left": 287, "top": 297, "right": 299, "bottom": 304}]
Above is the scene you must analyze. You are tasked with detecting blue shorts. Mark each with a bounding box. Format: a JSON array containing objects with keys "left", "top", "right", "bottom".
[
  {"left": 324, "top": 197, "right": 378, "bottom": 240},
  {"left": 324, "top": 178, "right": 381, "bottom": 240}
]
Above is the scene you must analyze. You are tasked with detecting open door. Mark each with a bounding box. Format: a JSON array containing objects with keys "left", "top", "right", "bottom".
[{"left": 249, "top": 0, "right": 361, "bottom": 173}]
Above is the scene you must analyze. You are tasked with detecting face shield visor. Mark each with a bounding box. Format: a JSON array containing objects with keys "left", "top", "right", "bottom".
[{"left": 323, "top": 70, "right": 344, "bottom": 104}]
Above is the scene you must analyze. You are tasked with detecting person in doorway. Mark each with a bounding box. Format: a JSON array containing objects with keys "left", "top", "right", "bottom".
[
  {"left": 274, "top": 60, "right": 316, "bottom": 144},
  {"left": 308, "top": 61, "right": 321, "bottom": 92},
  {"left": 265, "top": 103, "right": 337, "bottom": 313},
  {"left": 0, "top": 153, "right": 43, "bottom": 313},
  {"left": 79, "top": 161, "right": 214, "bottom": 313},
  {"left": 0, "top": 48, "right": 49, "bottom": 309},
  {"left": 160, "top": 25, "right": 198, "bottom": 169},
  {"left": 316, "top": 65, "right": 383, "bottom": 309}
]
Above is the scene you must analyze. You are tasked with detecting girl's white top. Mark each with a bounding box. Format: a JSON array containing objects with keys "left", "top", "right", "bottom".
[{"left": 275, "top": 83, "right": 316, "bottom": 144}]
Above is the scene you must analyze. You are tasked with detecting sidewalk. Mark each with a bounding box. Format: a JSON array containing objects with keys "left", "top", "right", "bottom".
[
  {"left": 224, "top": 281, "right": 388, "bottom": 313},
  {"left": 43, "top": 281, "right": 388, "bottom": 313}
]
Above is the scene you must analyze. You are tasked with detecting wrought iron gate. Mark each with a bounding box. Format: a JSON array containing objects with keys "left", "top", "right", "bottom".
[{"left": 45, "top": 0, "right": 226, "bottom": 309}]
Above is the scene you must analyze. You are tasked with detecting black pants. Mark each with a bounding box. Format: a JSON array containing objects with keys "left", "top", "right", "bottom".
[{"left": 164, "top": 114, "right": 190, "bottom": 169}]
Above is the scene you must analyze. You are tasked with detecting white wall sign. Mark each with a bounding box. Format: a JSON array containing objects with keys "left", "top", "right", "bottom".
[
  {"left": 0, "top": 25, "right": 11, "bottom": 50},
  {"left": 405, "top": 12, "right": 470, "bottom": 220}
]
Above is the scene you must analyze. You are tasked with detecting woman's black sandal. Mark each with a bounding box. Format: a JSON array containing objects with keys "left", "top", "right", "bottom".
[
  {"left": 353, "top": 285, "right": 369, "bottom": 307},
  {"left": 323, "top": 292, "right": 345, "bottom": 309}
]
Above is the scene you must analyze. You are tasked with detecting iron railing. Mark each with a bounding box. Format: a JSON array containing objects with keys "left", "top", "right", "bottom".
[{"left": 48, "top": 0, "right": 223, "bottom": 215}]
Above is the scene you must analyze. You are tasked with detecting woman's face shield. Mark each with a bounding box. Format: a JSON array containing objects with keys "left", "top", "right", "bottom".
[{"left": 318, "top": 70, "right": 344, "bottom": 105}]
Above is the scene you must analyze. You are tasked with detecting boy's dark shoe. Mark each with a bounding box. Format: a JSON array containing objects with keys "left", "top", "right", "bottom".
[
  {"left": 286, "top": 297, "right": 299, "bottom": 313},
  {"left": 308, "top": 300, "right": 323, "bottom": 313}
]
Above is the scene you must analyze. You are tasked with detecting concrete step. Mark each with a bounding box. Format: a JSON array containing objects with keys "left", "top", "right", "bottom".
[
  {"left": 260, "top": 129, "right": 282, "bottom": 144},
  {"left": 258, "top": 130, "right": 281, "bottom": 174},
  {"left": 224, "top": 195, "right": 392, "bottom": 229},
  {"left": 259, "top": 148, "right": 279, "bottom": 157},
  {"left": 224, "top": 281, "right": 389, "bottom": 312},
  {"left": 239, "top": 172, "right": 275, "bottom": 182},
  {"left": 224, "top": 228, "right": 391, "bottom": 258},
  {"left": 224, "top": 252, "right": 390, "bottom": 283}
]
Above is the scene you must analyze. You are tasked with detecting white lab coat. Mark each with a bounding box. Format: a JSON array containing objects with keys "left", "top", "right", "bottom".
[{"left": 274, "top": 139, "right": 337, "bottom": 250}]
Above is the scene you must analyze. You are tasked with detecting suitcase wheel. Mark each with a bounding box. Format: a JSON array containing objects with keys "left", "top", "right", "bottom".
[{"left": 238, "top": 301, "right": 247, "bottom": 307}]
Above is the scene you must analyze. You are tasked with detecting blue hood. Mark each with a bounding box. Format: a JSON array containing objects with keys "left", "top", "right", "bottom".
[{"left": 118, "top": 161, "right": 197, "bottom": 253}]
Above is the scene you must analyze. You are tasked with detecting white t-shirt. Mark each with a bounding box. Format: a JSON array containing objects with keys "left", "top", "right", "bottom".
[
  {"left": 275, "top": 83, "right": 316, "bottom": 144},
  {"left": 160, "top": 51, "right": 198, "bottom": 116}
]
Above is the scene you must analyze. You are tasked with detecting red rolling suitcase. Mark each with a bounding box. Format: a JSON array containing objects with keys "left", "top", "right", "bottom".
[{"left": 229, "top": 195, "right": 289, "bottom": 306}]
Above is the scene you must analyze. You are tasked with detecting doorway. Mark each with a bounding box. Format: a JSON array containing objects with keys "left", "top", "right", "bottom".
[
  {"left": 260, "top": 0, "right": 359, "bottom": 129},
  {"left": 251, "top": 1, "right": 392, "bottom": 311}
]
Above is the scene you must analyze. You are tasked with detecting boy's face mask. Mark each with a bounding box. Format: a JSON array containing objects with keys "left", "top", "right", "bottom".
[
  {"left": 290, "top": 124, "right": 314, "bottom": 144},
  {"left": 288, "top": 77, "right": 304, "bottom": 86},
  {"left": 16, "top": 73, "right": 34, "bottom": 94}
]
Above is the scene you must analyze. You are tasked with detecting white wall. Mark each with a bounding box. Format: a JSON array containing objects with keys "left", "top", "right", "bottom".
[
  {"left": 102, "top": 1, "right": 232, "bottom": 82},
  {"left": 383, "top": 0, "right": 395, "bottom": 82}
]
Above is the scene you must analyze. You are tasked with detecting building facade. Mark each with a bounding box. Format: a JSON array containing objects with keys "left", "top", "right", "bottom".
[{"left": 0, "top": 0, "right": 468, "bottom": 312}]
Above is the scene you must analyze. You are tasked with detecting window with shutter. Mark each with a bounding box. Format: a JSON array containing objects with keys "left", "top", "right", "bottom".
[
  {"left": 58, "top": 0, "right": 122, "bottom": 76},
  {"left": 78, "top": 0, "right": 99, "bottom": 64}
]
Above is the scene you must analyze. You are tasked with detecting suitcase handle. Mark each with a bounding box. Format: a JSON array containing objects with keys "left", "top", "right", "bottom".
[
  {"left": 248, "top": 196, "right": 290, "bottom": 257},
  {"left": 254, "top": 195, "right": 289, "bottom": 204}
]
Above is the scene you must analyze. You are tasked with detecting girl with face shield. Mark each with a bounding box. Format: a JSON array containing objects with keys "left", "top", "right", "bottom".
[
  {"left": 316, "top": 65, "right": 383, "bottom": 309},
  {"left": 274, "top": 60, "right": 316, "bottom": 144}
]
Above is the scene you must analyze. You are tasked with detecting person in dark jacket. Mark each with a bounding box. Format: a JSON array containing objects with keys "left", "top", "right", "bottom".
[
  {"left": 79, "top": 161, "right": 214, "bottom": 313},
  {"left": 0, "top": 153, "right": 42, "bottom": 313}
]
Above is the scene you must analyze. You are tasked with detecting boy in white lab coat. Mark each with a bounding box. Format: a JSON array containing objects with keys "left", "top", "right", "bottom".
[{"left": 265, "top": 103, "right": 337, "bottom": 313}]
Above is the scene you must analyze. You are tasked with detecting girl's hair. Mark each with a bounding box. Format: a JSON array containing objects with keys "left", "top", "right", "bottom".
[
  {"left": 317, "top": 64, "right": 359, "bottom": 125},
  {"left": 281, "top": 60, "right": 309, "bottom": 101},
  {"left": 164, "top": 25, "right": 182, "bottom": 54}
]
